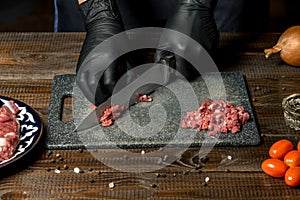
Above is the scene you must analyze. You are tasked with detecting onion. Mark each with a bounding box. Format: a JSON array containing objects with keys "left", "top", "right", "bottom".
[{"left": 264, "top": 26, "right": 300, "bottom": 67}]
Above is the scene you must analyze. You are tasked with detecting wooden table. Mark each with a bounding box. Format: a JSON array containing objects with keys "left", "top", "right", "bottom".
[{"left": 1, "top": 32, "right": 300, "bottom": 199}]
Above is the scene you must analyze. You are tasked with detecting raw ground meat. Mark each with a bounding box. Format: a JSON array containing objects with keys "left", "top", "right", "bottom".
[
  {"left": 181, "top": 98, "right": 250, "bottom": 135},
  {"left": 0, "top": 100, "right": 20, "bottom": 162},
  {"left": 138, "top": 94, "right": 153, "bottom": 103},
  {"left": 98, "top": 105, "right": 127, "bottom": 127},
  {"left": 95, "top": 94, "right": 152, "bottom": 127}
]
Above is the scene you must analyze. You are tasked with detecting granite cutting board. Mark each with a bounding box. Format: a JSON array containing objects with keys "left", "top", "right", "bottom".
[{"left": 46, "top": 72, "right": 260, "bottom": 149}]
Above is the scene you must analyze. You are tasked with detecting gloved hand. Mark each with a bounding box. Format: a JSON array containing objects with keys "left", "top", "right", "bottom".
[
  {"left": 76, "top": 0, "right": 127, "bottom": 106},
  {"left": 155, "top": 0, "right": 219, "bottom": 81}
]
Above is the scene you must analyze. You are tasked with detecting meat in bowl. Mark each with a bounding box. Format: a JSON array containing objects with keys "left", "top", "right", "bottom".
[{"left": 0, "top": 100, "right": 20, "bottom": 162}]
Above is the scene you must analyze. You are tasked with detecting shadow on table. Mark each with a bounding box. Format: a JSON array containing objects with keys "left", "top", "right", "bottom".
[{"left": 216, "top": 33, "right": 272, "bottom": 70}]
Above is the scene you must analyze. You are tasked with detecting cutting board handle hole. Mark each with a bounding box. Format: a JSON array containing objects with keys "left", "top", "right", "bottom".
[{"left": 60, "top": 95, "right": 74, "bottom": 122}]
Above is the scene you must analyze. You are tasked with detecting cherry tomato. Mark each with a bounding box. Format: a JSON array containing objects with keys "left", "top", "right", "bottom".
[
  {"left": 284, "top": 150, "right": 300, "bottom": 167},
  {"left": 269, "top": 139, "right": 294, "bottom": 160},
  {"left": 261, "top": 158, "right": 288, "bottom": 178},
  {"left": 285, "top": 167, "right": 300, "bottom": 187},
  {"left": 297, "top": 140, "right": 300, "bottom": 151}
]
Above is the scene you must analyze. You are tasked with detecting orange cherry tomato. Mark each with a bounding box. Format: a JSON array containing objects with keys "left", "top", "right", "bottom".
[
  {"left": 285, "top": 167, "right": 300, "bottom": 187},
  {"left": 284, "top": 150, "right": 300, "bottom": 167},
  {"left": 297, "top": 141, "right": 300, "bottom": 151},
  {"left": 261, "top": 158, "right": 288, "bottom": 178},
  {"left": 269, "top": 139, "right": 294, "bottom": 160}
]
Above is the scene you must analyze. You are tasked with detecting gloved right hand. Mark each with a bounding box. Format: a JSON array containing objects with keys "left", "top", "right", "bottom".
[
  {"left": 154, "top": 0, "right": 219, "bottom": 81},
  {"left": 76, "top": 0, "right": 127, "bottom": 106}
]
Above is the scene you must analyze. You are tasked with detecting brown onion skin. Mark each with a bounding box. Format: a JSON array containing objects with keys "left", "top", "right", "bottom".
[{"left": 264, "top": 26, "right": 300, "bottom": 67}]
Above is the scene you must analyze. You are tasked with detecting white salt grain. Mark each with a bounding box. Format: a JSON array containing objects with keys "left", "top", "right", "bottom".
[
  {"left": 74, "top": 167, "right": 81, "bottom": 173},
  {"left": 109, "top": 182, "right": 115, "bottom": 188},
  {"left": 205, "top": 177, "right": 210, "bottom": 183}
]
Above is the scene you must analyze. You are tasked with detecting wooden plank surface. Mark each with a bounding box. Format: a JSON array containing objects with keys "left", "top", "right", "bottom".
[{"left": 1, "top": 32, "right": 300, "bottom": 199}]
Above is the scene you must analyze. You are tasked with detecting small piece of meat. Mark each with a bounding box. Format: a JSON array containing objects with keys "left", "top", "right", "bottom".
[
  {"left": 138, "top": 94, "right": 153, "bottom": 103},
  {"left": 93, "top": 93, "right": 152, "bottom": 127},
  {"left": 0, "top": 100, "right": 20, "bottom": 162},
  {"left": 181, "top": 98, "right": 250, "bottom": 135},
  {"left": 97, "top": 105, "right": 127, "bottom": 127}
]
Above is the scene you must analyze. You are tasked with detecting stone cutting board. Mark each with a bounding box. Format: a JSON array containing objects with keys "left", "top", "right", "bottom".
[{"left": 46, "top": 72, "right": 260, "bottom": 149}]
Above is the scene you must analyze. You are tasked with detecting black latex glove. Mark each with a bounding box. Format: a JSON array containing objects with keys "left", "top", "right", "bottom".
[
  {"left": 155, "top": 0, "right": 219, "bottom": 81},
  {"left": 76, "top": 0, "right": 127, "bottom": 106}
]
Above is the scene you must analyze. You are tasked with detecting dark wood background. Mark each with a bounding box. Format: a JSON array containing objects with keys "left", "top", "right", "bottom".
[{"left": 0, "top": 0, "right": 300, "bottom": 32}]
